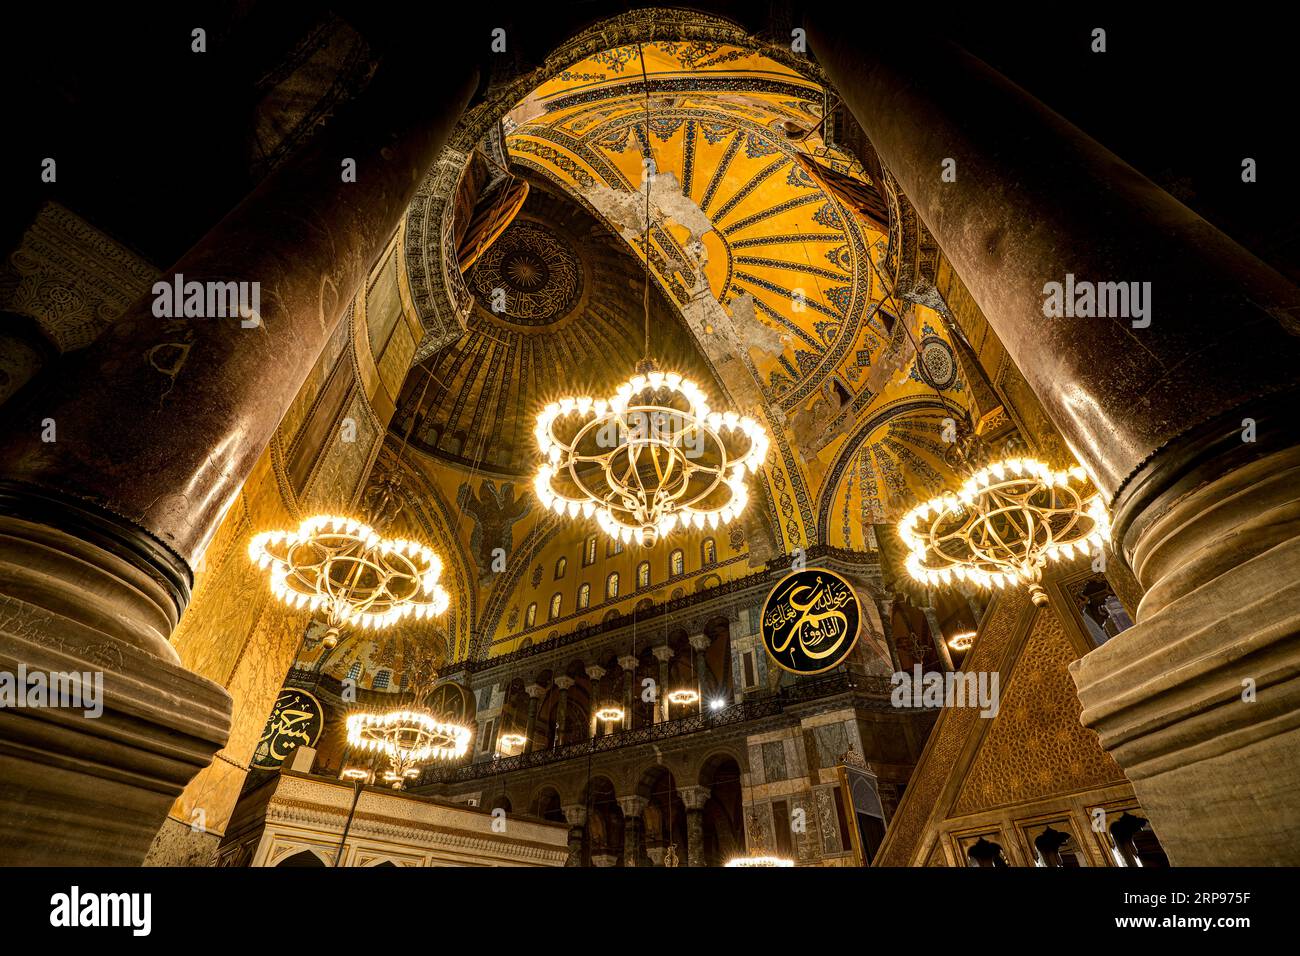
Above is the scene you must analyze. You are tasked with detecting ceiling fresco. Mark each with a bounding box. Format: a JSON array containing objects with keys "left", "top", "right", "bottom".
[{"left": 393, "top": 182, "right": 717, "bottom": 477}]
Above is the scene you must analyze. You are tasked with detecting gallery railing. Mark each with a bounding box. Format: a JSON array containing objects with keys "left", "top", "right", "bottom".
[{"left": 414, "top": 670, "right": 890, "bottom": 787}]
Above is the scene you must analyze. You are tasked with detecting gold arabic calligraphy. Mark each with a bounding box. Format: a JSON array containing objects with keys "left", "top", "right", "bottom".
[
  {"left": 260, "top": 698, "right": 319, "bottom": 762},
  {"left": 765, "top": 575, "right": 853, "bottom": 662}
]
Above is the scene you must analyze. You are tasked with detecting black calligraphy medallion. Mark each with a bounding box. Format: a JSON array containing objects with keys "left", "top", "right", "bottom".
[
  {"left": 760, "top": 569, "right": 861, "bottom": 675},
  {"left": 252, "top": 688, "right": 324, "bottom": 769}
]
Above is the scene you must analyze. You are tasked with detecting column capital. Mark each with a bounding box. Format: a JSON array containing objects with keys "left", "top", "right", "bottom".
[
  {"left": 688, "top": 634, "right": 711, "bottom": 652},
  {"left": 651, "top": 645, "right": 675, "bottom": 662},
  {"left": 525, "top": 683, "right": 547, "bottom": 699},
  {"left": 617, "top": 795, "right": 649, "bottom": 816},
  {"left": 553, "top": 676, "right": 575, "bottom": 690},
  {"left": 562, "top": 804, "right": 587, "bottom": 826},
  {"left": 617, "top": 655, "right": 639, "bottom": 671},
  {"left": 585, "top": 664, "right": 606, "bottom": 681},
  {"left": 679, "top": 785, "right": 712, "bottom": 810}
]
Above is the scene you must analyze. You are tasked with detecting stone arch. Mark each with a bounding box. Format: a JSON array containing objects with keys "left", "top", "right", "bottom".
[{"left": 275, "top": 848, "right": 327, "bottom": 867}]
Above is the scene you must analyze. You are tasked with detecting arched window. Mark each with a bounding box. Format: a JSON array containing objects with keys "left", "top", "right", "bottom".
[
  {"left": 549, "top": 593, "right": 562, "bottom": 621},
  {"left": 670, "top": 549, "right": 685, "bottom": 577},
  {"left": 606, "top": 537, "right": 623, "bottom": 558},
  {"left": 372, "top": 669, "right": 390, "bottom": 690},
  {"left": 555, "top": 556, "right": 567, "bottom": 579},
  {"left": 578, "top": 583, "right": 591, "bottom": 609},
  {"left": 606, "top": 572, "right": 620, "bottom": 599},
  {"left": 584, "top": 535, "right": 597, "bottom": 566},
  {"left": 637, "top": 561, "right": 651, "bottom": 589},
  {"left": 525, "top": 603, "right": 537, "bottom": 628},
  {"left": 347, "top": 661, "right": 363, "bottom": 682},
  {"left": 702, "top": 537, "right": 717, "bottom": 565}
]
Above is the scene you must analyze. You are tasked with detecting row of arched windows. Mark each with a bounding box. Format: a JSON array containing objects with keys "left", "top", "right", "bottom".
[
  {"left": 525, "top": 539, "right": 719, "bottom": 630},
  {"left": 553, "top": 539, "right": 717, "bottom": 581}
]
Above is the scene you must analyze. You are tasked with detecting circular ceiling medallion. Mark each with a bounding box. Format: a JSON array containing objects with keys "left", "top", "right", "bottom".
[
  {"left": 918, "top": 336, "right": 957, "bottom": 390},
  {"left": 468, "top": 220, "right": 583, "bottom": 326}
]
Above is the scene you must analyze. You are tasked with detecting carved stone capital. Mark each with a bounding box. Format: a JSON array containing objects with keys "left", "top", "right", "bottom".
[
  {"left": 553, "top": 676, "right": 575, "bottom": 690},
  {"left": 617, "top": 795, "right": 649, "bottom": 817},
  {"left": 679, "top": 785, "right": 712, "bottom": 810},
  {"left": 617, "top": 655, "right": 639, "bottom": 671},
  {"left": 524, "top": 683, "right": 547, "bottom": 699},
  {"left": 651, "top": 645, "right": 675, "bottom": 662},
  {"left": 585, "top": 665, "right": 606, "bottom": 681},
  {"left": 688, "top": 634, "right": 711, "bottom": 652}
]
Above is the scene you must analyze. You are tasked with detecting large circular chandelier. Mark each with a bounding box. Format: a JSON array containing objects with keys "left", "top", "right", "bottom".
[
  {"left": 345, "top": 709, "right": 471, "bottom": 788},
  {"left": 897, "top": 457, "right": 1109, "bottom": 607},
  {"left": 533, "top": 365, "right": 769, "bottom": 547},
  {"left": 249, "top": 515, "right": 450, "bottom": 646}
]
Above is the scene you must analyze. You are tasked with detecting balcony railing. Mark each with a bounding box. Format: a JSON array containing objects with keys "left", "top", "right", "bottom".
[{"left": 413, "top": 670, "right": 888, "bottom": 787}]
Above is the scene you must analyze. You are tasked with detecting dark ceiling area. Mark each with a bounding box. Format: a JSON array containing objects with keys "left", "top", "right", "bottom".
[{"left": 4, "top": 2, "right": 1296, "bottom": 282}]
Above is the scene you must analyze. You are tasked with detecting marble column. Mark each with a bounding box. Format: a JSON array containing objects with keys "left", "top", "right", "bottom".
[
  {"left": 523, "top": 683, "right": 546, "bottom": 753},
  {"left": 617, "top": 655, "right": 637, "bottom": 731},
  {"left": 0, "top": 50, "right": 478, "bottom": 868},
  {"left": 561, "top": 804, "right": 587, "bottom": 867},
  {"left": 681, "top": 785, "right": 711, "bottom": 867},
  {"left": 618, "top": 795, "right": 648, "bottom": 867},
  {"left": 807, "top": 15, "right": 1300, "bottom": 864},
  {"left": 921, "top": 605, "right": 955, "bottom": 672},
  {"left": 585, "top": 664, "right": 606, "bottom": 737},
  {"left": 689, "top": 634, "right": 712, "bottom": 709},
  {"left": 552, "top": 676, "right": 574, "bottom": 747},
  {"left": 651, "top": 645, "right": 674, "bottom": 723}
]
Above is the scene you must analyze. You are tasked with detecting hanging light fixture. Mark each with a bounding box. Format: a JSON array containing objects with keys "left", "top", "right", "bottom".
[
  {"left": 249, "top": 363, "right": 453, "bottom": 649},
  {"left": 947, "top": 631, "right": 976, "bottom": 653},
  {"left": 498, "top": 731, "right": 528, "bottom": 751},
  {"left": 345, "top": 709, "right": 471, "bottom": 788},
  {"left": 530, "top": 43, "right": 767, "bottom": 548},
  {"left": 342, "top": 651, "right": 469, "bottom": 789},
  {"left": 249, "top": 515, "right": 449, "bottom": 647},
  {"left": 897, "top": 458, "right": 1110, "bottom": 607},
  {"left": 595, "top": 705, "right": 625, "bottom": 724},
  {"left": 724, "top": 855, "right": 795, "bottom": 868}
]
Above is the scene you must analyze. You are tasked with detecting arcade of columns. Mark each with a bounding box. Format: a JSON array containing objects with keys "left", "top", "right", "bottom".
[{"left": 1, "top": 7, "right": 1297, "bottom": 866}]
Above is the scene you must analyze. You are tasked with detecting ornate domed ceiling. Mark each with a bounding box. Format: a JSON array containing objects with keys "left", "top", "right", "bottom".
[
  {"left": 501, "top": 41, "right": 977, "bottom": 548},
  {"left": 507, "top": 41, "right": 886, "bottom": 410},
  {"left": 394, "top": 181, "right": 718, "bottom": 476}
]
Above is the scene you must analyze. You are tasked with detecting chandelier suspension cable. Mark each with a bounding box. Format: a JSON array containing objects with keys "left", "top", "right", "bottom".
[{"left": 638, "top": 41, "right": 653, "bottom": 363}]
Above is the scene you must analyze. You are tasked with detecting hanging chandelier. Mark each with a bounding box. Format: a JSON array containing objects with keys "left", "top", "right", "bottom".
[
  {"left": 530, "top": 43, "right": 767, "bottom": 548},
  {"left": 595, "top": 705, "right": 626, "bottom": 724},
  {"left": 249, "top": 514, "right": 450, "bottom": 647},
  {"left": 947, "top": 631, "right": 976, "bottom": 653},
  {"left": 725, "top": 854, "right": 795, "bottom": 868},
  {"left": 533, "top": 366, "right": 768, "bottom": 547},
  {"left": 897, "top": 457, "right": 1110, "bottom": 607},
  {"left": 666, "top": 688, "right": 700, "bottom": 706},
  {"left": 345, "top": 709, "right": 471, "bottom": 788}
]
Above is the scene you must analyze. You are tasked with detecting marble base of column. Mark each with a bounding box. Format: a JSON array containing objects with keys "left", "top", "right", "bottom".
[
  {"left": 0, "top": 510, "right": 231, "bottom": 865},
  {"left": 1071, "top": 444, "right": 1300, "bottom": 864}
]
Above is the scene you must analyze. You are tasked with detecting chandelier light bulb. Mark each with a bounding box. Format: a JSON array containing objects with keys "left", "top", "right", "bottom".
[{"left": 532, "top": 367, "right": 768, "bottom": 546}]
